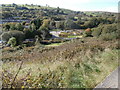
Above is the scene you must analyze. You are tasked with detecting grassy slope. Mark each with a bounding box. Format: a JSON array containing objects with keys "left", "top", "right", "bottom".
[{"left": 2, "top": 38, "right": 119, "bottom": 88}]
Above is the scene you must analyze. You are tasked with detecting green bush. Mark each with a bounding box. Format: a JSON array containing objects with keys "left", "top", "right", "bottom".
[
  {"left": 10, "top": 23, "right": 17, "bottom": 30},
  {"left": 92, "top": 25, "right": 103, "bottom": 37},
  {"left": 3, "top": 24, "right": 10, "bottom": 31},
  {"left": 101, "top": 23, "right": 117, "bottom": 34},
  {"left": 1, "top": 32, "right": 11, "bottom": 42},
  {"left": 55, "top": 21, "right": 64, "bottom": 30},
  {"left": 15, "top": 23, "right": 24, "bottom": 31},
  {"left": 92, "top": 23, "right": 118, "bottom": 40},
  {"left": 7, "top": 37, "right": 17, "bottom": 47},
  {"left": 83, "top": 28, "right": 92, "bottom": 37},
  {"left": 23, "top": 28, "right": 35, "bottom": 39},
  {"left": 100, "top": 32, "right": 118, "bottom": 41},
  {"left": 64, "top": 19, "right": 80, "bottom": 29},
  {"left": 1, "top": 30, "right": 25, "bottom": 45},
  {"left": 38, "top": 26, "right": 52, "bottom": 40}
]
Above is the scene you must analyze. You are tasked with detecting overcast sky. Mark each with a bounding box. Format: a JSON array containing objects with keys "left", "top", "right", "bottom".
[{"left": 0, "top": 0, "right": 119, "bottom": 12}]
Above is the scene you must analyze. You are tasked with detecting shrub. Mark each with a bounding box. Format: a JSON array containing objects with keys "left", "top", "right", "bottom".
[
  {"left": 15, "top": 23, "right": 24, "bottom": 31},
  {"left": 55, "top": 21, "right": 64, "bottom": 30},
  {"left": 83, "top": 28, "right": 92, "bottom": 37},
  {"left": 7, "top": 37, "right": 16, "bottom": 47},
  {"left": 10, "top": 23, "right": 17, "bottom": 30},
  {"left": 92, "top": 25, "right": 103, "bottom": 37},
  {"left": 30, "top": 19, "right": 42, "bottom": 30},
  {"left": 1, "top": 32, "right": 11, "bottom": 42},
  {"left": 92, "top": 23, "right": 118, "bottom": 40},
  {"left": 8, "top": 31, "right": 25, "bottom": 45},
  {"left": 64, "top": 19, "right": 80, "bottom": 29},
  {"left": 84, "top": 17, "right": 99, "bottom": 28},
  {"left": 41, "top": 19, "right": 50, "bottom": 29},
  {"left": 3, "top": 24, "right": 10, "bottom": 31},
  {"left": 100, "top": 32, "right": 118, "bottom": 41},
  {"left": 1, "top": 30, "right": 25, "bottom": 45},
  {"left": 38, "top": 26, "right": 52, "bottom": 40},
  {"left": 101, "top": 23, "right": 117, "bottom": 34},
  {"left": 39, "top": 26, "right": 48, "bottom": 31},
  {"left": 35, "top": 35, "right": 42, "bottom": 46},
  {"left": 40, "top": 29, "right": 52, "bottom": 40},
  {"left": 23, "top": 28, "right": 35, "bottom": 39}
]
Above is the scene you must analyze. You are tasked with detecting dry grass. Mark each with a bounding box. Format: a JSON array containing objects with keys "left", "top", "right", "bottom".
[{"left": 2, "top": 38, "right": 119, "bottom": 88}]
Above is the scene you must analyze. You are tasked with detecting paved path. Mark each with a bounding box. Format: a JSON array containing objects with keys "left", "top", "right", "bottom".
[{"left": 94, "top": 67, "right": 119, "bottom": 89}]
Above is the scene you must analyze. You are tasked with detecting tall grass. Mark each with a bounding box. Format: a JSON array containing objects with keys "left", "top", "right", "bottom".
[{"left": 2, "top": 38, "right": 119, "bottom": 88}]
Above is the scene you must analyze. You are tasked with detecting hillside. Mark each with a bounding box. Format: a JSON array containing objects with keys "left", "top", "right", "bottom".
[{"left": 1, "top": 4, "right": 119, "bottom": 89}]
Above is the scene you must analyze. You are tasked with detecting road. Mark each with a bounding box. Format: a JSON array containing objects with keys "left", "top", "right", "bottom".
[{"left": 94, "top": 67, "right": 119, "bottom": 89}]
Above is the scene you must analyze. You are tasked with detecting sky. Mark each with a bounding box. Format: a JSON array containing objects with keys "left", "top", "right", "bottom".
[{"left": 0, "top": 0, "right": 119, "bottom": 12}]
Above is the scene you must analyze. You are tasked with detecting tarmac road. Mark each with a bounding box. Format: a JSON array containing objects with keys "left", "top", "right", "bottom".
[{"left": 94, "top": 67, "right": 119, "bottom": 89}]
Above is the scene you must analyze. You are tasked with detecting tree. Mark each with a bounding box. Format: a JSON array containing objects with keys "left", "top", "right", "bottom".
[
  {"left": 64, "top": 19, "right": 80, "bottom": 29},
  {"left": 23, "top": 28, "right": 34, "bottom": 39},
  {"left": 30, "top": 19, "right": 42, "bottom": 30},
  {"left": 29, "top": 23, "right": 36, "bottom": 31},
  {"left": 55, "top": 21, "right": 64, "bottom": 30},
  {"left": 92, "top": 25, "right": 103, "bottom": 37},
  {"left": 76, "top": 18, "right": 83, "bottom": 25},
  {"left": 91, "top": 23, "right": 118, "bottom": 40},
  {"left": 38, "top": 26, "right": 52, "bottom": 40},
  {"left": 56, "top": 7, "right": 60, "bottom": 14},
  {"left": 49, "top": 20, "right": 56, "bottom": 29},
  {"left": 4, "top": 24, "right": 10, "bottom": 31},
  {"left": 107, "top": 17, "right": 115, "bottom": 24},
  {"left": 10, "top": 23, "right": 16, "bottom": 30},
  {"left": 15, "top": 23, "right": 24, "bottom": 31},
  {"left": 101, "top": 23, "right": 117, "bottom": 34},
  {"left": 22, "top": 21, "right": 26, "bottom": 25},
  {"left": 35, "top": 35, "right": 42, "bottom": 46},
  {"left": 42, "top": 19, "right": 50, "bottom": 29},
  {"left": 85, "top": 17, "right": 99, "bottom": 28}
]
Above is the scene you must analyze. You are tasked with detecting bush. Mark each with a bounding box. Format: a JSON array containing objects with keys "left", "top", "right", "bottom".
[
  {"left": 7, "top": 37, "right": 16, "bottom": 47},
  {"left": 3, "top": 24, "right": 10, "bottom": 31},
  {"left": 84, "top": 17, "right": 99, "bottom": 28},
  {"left": 41, "top": 19, "right": 50, "bottom": 29},
  {"left": 1, "top": 30, "right": 25, "bottom": 45},
  {"left": 64, "top": 19, "right": 80, "bottom": 29},
  {"left": 92, "top": 23, "right": 118, "bottom": 40},
  {"left": 1, "top": 32, "right": 11, "bottom": 42},
  {"left": 101, "top": 23, "right": 117, "bottom": 34},
  {"left": 23, "top": 28, "right": 35, "bottom": 39},
  {"left": 15, "top": 23, "right": 24, "bottom": 31},
  {"left": 38, "top": 26, "right": 52, "bottom": 40},
  {"left": 83, "top": 28, "right": 92, "bottom": 37},
  {"left": 10, "top": 23, "right": 17, "bottom": 30},
  {"left": 40, "top": 29, "right": 52, "bottom": 40},
  {"left": 55, "top": 21, "right": 64, "bottom": 30},
  {"left": 92, "top": 25, "right": 103, "bottom": 37},
  {"left": 100, "top": 32, "right": 118, "bottom": 41},
  {"left": 30, "top": 19, "right": 42, "bottom": 30}
]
